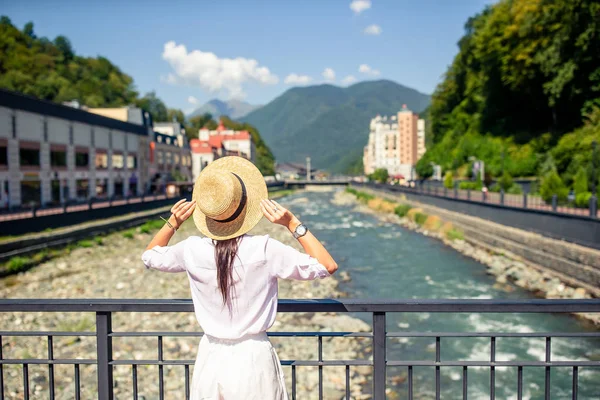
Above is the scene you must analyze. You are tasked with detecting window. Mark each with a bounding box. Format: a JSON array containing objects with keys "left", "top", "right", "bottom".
[
  {"left": 21, "top": 180, "right": 41, "bottom": 205},
  {"left": 95, "top": 153, "right": 108, "bottom": 169},
  {"left": 174, "top": 154, "right": 180, "bottom": 164},
  {"left": 76, "top": 179, "right": 88, "bottom": 200},
  {"left": 76, "top": 152, "right": 89, "bottom": 167},
  {"left": 50, "top": 150, "right": 67, "bottom": 167},
  {"left": 157, "top": 151, "right": 164, "bottom": 164},
  {"left": 166, "top": 152, "right": 172, "bottom": 164},
  {"left": 127, "top": 154, "right": 137, "bottom": 169},
  {"left": 20, "top": 148, "right": 40, "bottom": 167},
  {"left": 112, "top": 154, "right": 124, "bottom": 169},
  {"left": 0, "top": 146, "right": 6, "bottom": 166}
]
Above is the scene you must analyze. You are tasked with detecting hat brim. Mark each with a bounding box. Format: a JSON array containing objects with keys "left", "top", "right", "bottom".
[{"left": 192, "top": 156, "right": 268, "bottom": 240}]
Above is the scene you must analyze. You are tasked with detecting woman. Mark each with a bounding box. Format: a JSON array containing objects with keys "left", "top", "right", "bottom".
[{"left": 141, "top": 156, "right": 338, "bottom": 399}]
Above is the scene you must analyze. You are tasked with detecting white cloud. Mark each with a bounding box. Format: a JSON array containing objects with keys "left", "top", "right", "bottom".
[
  {"left": 358, "top": 64, "right": 380, "bottom": 76},
  {"left": 364, "top": 24, "right": 382, "bottom": 35},
  {"left": 161, "top": 41, "right": 278, "bottom": 99},
  {"left": 350, "top": 0, "right": 371, "bottom": 14},
  {"left": 342, "top": 75, "right": 357, "bottom": 85},
  {"left": 187, "top": 96, "right": 199, "bottom": 105},
  {"left": 322, "top": 68, "right": 336, "bottom": 82},
  {"left": 284, "top": 73, "right": 313, "bottom": 85}
]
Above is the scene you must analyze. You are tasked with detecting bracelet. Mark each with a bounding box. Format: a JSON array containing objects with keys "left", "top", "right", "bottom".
[{"left": 160, "top": 216, "right": 177, "bottom": 232}]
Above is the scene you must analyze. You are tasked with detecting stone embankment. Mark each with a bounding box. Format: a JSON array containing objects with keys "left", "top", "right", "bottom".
[
  {"left": 338, "top": 189, "right": 600, "bottom": 326},
  {"left": 0, "top": 194, "right": 374, "bottom": 400}
]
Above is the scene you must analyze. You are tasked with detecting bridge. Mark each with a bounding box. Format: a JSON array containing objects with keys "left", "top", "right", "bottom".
[{"left": 0, "top": 298, "right": 598, "bottom": 399}]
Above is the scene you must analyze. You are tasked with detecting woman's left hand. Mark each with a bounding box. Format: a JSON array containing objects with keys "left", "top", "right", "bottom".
[{"left": 168, "top": 199, "right": 196, "bottom": 229}]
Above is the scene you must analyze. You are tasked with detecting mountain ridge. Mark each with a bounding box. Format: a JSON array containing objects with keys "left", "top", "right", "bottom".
[
  {"left": 242, "top": 80, "right": 430, "bottom": 172},
  {"left": 188, "top": 99, "right": 261, "bottom": 120}
]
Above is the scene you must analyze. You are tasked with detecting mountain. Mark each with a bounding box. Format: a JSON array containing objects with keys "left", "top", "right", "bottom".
[
  {"left": 188, "top": 99, "right": 262, "bottom": 120},
  {"left": 241, "top": 80, "right": 430, "bottom": 172}
]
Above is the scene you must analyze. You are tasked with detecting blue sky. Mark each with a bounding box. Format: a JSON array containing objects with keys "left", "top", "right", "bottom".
[{"left": 4, "top": 0, "right": 493, "bottom": 113}]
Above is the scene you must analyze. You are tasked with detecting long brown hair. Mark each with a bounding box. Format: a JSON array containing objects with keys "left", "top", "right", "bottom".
[{"left": 213, "top": 236, "right": 242, "bottom": 305}]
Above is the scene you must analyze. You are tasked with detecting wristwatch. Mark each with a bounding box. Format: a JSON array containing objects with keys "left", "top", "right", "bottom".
[{"left": 292, "top": 223, "right": 308, "bottom": 239}]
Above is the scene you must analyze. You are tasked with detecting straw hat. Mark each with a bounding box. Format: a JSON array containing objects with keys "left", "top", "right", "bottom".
[{"left": 192, "top": 156, "right": 268, "bottom": 240}]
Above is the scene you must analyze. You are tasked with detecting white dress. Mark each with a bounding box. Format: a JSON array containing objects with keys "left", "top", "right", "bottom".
[{"left": 142, "top": 234, "right": 330, "bottom": 400}]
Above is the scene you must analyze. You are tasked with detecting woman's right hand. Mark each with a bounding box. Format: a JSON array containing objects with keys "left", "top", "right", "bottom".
[{"left": 260, "top": 199, "right": 301, "bottom": 231}]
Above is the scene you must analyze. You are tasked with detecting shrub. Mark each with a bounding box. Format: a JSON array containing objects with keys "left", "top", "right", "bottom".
[
  {"left": 394, "top": 204, "right": 412, "bottom": 218},
  {"left": 446, "top": 228, "right": 465, "bottom": 241},
  {"left": 414, "top": 212, "right": 428, "bottom": 226},
  {"left": 94, "top": 236, "right": 104, "bottom": 246},
  {"left": 8, "top": 257, "right": 29, "bottom": 273},
  {"left": 76, "top": 240, "right": 94, "bottom": 248},
  {"left": 498, "top": 172, "right": 514, "bottom": 192},
  {"left": 122, "top": 230, "right": 135, "bottom": 239},
  {"left": 345, "top": 187, "right": 358, "bottom": 196},
  {"left": 573, "top": 167, "right": 588, "bottom": 195},
  {"left": 507, "top": 184, "right": 523, "bottom": 194},
  {"left": 369, "top": 168, "right": 389, "bottom": 183},
  {"left": 423, "top": 215, "right": 442, "bottom": 231},
  {"left": 406, "top": 208, "right": 423, "bottom": 221},
  {"left": 575, "top": 192, "right": 592, "bottom": 208},
  {"left": 443, "top": 172, "right": 454, "bottom": 189},
  {"left": 459, "top": 180, "right": 482, "bottom": 190},
  {"left": 540, "top": 170, "right": 568, "bottom": 203},
  {"left": 355, "top": 191, "right": 374, "bottom": 203},
  {"left": 489, "top": 184, "right": 501, "bottom": 193}
]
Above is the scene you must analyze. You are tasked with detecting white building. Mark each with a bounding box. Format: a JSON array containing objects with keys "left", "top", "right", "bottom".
[
  {"left": 0, "top": 89, "right": 192, "bottom": 208},
  {"left": 417, "top": 118, "right": 426, "bottom": 159},
  {"left": 190, "top": 121, "right": 256, "bottom": 181},
  {"left": 363, "top": 107, "right": 425, "bottom": 180}
]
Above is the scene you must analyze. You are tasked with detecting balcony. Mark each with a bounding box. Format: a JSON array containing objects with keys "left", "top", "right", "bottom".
[{"left": 0, "top": 298, "right": 599, "bottom": 399}]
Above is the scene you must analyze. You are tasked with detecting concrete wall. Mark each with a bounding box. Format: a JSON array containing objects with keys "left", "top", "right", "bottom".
[{"left": 354, "top": 183, "right": 600, "bottom": 295}]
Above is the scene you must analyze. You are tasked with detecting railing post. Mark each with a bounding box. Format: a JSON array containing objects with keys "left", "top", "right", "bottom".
[
  {"left": 551, "top": 194, "right": 557, "bottom": 212},
  {"left": 590, "top": 195, "right": 597, "bottom": 218},
  {"left": 523, "top": 192, "right": 528, "bottom": 209},
  {"left": 96, "top": 311, "right": 114, "bottom": 400},
  {"left": 454, "top": 183, "right": 458, "bottom": 199},
  {"left": 467, "top": 189, "right": 471, "bottom": 201},
  {"left": 444, "top": 187, "right": 448, "bottom": 197},
  {"left": 373, "top": 312, "right": 386, "bottom": 400},
  {"left": 500, "top": 189, "right": 505, "bottom": 205}
]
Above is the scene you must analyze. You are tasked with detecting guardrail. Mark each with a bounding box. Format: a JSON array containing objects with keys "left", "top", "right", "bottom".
[{"left": 0, "top": 298, "right": 598, "bottom": 399}]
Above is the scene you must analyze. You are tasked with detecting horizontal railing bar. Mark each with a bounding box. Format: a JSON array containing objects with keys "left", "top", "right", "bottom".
[
  {"left": 386, "top": 361, "right": 600, "bottom": 367},
  {"left": 110, "top": 359, "right": 373, "bottom": 366},
  {"left": 0, "top": 359, "right": 96, "bottom": 365},
  {"left": 387, "top": 332, "right": 600, "bottom": 338},
  {"left": 109, "top": 331, "right": 372, "bottom": 338},
  {"left": 0, "top": 298, "right": 599, "bottom": 313},
  {"left": 0, "top": 331, "right": 96, "bottom": 337}
]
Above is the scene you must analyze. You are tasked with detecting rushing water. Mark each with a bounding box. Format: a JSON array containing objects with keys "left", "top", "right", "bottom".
[{"left": 280, "top": 189, "right": 599, "bottom": 399}]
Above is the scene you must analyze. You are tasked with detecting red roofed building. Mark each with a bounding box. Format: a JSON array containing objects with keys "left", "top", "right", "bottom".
[{"left": 191, "top": 122, "right": 256, "bottom": 181}]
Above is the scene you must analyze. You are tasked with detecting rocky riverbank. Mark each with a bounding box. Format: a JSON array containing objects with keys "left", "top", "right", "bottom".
[
  {"left": 335, "top": 190, "right": 600, "bottom": 326},
  {"left": 0, "top": 193, "right": 373, "bottom": 399}
]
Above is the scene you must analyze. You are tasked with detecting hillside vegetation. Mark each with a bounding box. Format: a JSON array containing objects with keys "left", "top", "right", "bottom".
[
  {"left": 417, "top": 0, "right": 600, "bottom": 197},
  {"left": 242, "top": 80, "right": 430, "bottom": 173},
  {"left": 0, "top": 17, "right": 275, "bottom": 174}
]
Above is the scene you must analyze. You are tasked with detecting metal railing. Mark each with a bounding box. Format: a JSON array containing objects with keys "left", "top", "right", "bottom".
[
  {"left": 411, "top": 182, "right": 598, "bottom": 218},
  {"left": 0, "top": 298, "right": 599, "bottom": 399}
]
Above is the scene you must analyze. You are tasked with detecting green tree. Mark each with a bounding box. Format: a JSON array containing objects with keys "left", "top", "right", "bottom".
[
  {"left": 540, "top": 170, "right": 568, "bottom": 203},
  {"left": 136, "top": 92, "right": 168, "bottom": 122},
  {"left": 369, "top": 168, "right": 389, "bottom": 183},
  {"left": 573, "top": 167, "right": 588, "bottom": 195},
  {"left": 167, "top": 109, "right": 186, "bottom": 125},
  {"left": 443, "top": 171, "right": 454, "bottom": 189},
  {"left": 415, "top": 157, "right": 434, "bottom": 179},
  {"left": 498, "top": 172, "right": 513, "bottom": 192}
]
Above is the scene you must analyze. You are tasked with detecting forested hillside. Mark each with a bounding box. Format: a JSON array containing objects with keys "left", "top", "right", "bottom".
[
  {"left": 0, "top": 17, "right": 275, "bottom": 174},
  {"left": 417, "top": 0, "right": 600, "bottom": 197}
]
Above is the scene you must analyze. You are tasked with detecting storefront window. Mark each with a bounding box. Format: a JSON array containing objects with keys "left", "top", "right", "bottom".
[
  {"left": 112, "top": 154, "right": 124, "bottom": 169},
  {"left": 76, "top": 152, "right": 89, "bottom": 167},
  {"left": 95, "top": 179, "right": 108, "bottom": 198},
  {"left": 76, "top": 179, "right": 88, "bottom": 200},
  {"left": 50, "top": 150, "right": 67, "bottom": 167},
  {"left": 0, "top": 146, "right": 7, "bottom": 166},
  {"left": 20, "top": 148, "right": 40, "bottom": 167},
  {"left": 95, "top": 153, "right": 108, "bottom": 169},
  {"left": 21, "top": 181, "right": 41, "bottom": 205},
  {"left": 127, "top": 154, "right": 137, "bottom": 169}
]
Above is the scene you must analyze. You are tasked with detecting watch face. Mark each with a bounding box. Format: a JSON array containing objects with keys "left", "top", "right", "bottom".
[{"left": 296, "top": 225, "right": 307, "bottom": 235}]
